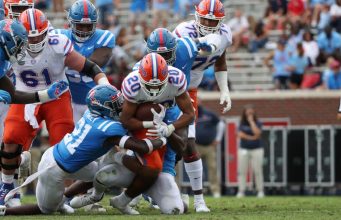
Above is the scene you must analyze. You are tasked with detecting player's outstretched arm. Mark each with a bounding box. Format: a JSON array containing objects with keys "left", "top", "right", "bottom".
[
  {"left": 64, "top": 50, "right": 110, "bottom": 85},
  {"left": 174, "top": 92, "right": 195, "bottom": 130},
  {"left": 111, "top": 135, "right": 167, "bottom": 155}
]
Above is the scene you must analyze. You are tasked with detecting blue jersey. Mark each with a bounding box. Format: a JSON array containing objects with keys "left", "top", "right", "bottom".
[
  {"left": 53, "top": 29, "right": 115, "bottom": 104},
  {"left": 53, "top": 110, "right": 127, "bottom": 173},
  {"left": 0, "top": 49, "right": 11, "bottom": 79},
  {"left": 133, "top": 36, "right": 197, "bottom": 86}
]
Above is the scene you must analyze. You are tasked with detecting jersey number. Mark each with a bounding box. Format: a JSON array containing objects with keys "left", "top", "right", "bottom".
[
  {"left": 20, "top": 68, "right": 51, "bottom": 87},
  {"left": 185, "top": 25, "right": 198, "bottom": 38},
  {"left": 192, "top": 55, "right": 220, "bottom": 70},
  {"left": 64, "top": 118, "right": 91, "bottom": 155},
  {"left": 168, "top": 69, "right": 180, "bottom": 84},
  {"left": 127, "top": 75, "right": 140, "bottom": 92}
]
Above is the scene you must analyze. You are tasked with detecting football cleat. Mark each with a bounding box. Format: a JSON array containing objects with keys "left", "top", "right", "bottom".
[
  {"left": 109, "top": 196, "right": 139, "bottom": 215},
  {"left": 70, "top": 193, "right": 103, "bottom": 209},
  {"left": 194, "top": 200, "right": 210, "bottom": 213}
]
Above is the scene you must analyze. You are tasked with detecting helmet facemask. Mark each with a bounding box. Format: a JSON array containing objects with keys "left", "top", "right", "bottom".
[
  {"left": 195, "top": 12, "right": 224, "bottom": 36},
  {"left": 139, "top": 76, "right": 168, "bottom": 99},
  {"left": 147, "top": 46, "right": 177, "bottom": 65},
  {"left": 7, "top": 1, "right": 34, "bottom": 19},
  {"left": 69, "top": 17, "right": 97, "bottom": 43},
  {"left": 27, "top": 29, "right": 48, "bottom": 53},
  {"left": 2, "top": 33, "right": 27, "bottom": 65}
]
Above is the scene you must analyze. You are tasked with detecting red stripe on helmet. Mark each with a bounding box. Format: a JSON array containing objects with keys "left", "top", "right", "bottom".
[
  {"left": 159, "top": 29, "right": 165, "bottom": 48},
  {"left": 83, "top": 0, "right": 89, "bottom": 18}
]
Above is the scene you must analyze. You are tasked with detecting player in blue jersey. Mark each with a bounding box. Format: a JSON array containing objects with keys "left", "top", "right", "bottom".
[
  {"left": 0, "top": 85, "right": 167, "bottom": 215},
  {"left": 53, "top": 0, "right": 115, "bottom": 123}
]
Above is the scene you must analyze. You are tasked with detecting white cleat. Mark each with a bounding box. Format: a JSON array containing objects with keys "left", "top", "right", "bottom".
[
  {"left": 6, "top": 197, "right": 21, "bottom": 208},
  {"left": 58, "top": 203, "right": 75, "bottom": 214},
  {"left": 0, "top": 205, "right": 6, "bottom": 216},
  {"left": 181, "top": 194, "right": 189, "bottom": 209},
  {"left": 194, "top": 200, "right": 210, "bottom": 213},
  {"left": 236, "top": 192, "right": 245, "bottom": 198},
  {"left": 257, "top": 191, "right": 265, "bottom": 198},
  {"left": 19, "top": 151, "right": 31, "bottom": 178},
  {"left": 70, "top": 193, "right": 103, "bottom": 209},
  {"left": 110, "top": 196, "right": 139, "bottom": 215},
  {"left": 129, "top": 194, "right": 142, "bottom": 208}
]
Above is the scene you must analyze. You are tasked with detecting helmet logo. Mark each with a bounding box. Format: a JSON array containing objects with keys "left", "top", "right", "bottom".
[
  {"left": 3, "top": 20, "right": 12, "bottom": 33},
  {"left": 161, "top": 68, "right": 167, "bottom": 78},
  {"left": 89, "top": 89, "right": 100, "bottom": 106},
  {"left": 139, "top": 66, "right": 148, "bottom": 78}
]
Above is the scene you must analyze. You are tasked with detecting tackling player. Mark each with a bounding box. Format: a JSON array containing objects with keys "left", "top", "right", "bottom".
[
  {"left": 173, "top": 0, "right": 233, "bottom": 211},
  {"left": 0, "top": 9, "right": 111, "bottom": 206},
  {"left": 0, "top": 85, "right": 167, "bottom": 215},
  {"left": 53, "top": 0, "right": 115, "bottom": 122}
]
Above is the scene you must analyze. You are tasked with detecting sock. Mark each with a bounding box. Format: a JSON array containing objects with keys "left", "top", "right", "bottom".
[
  {"left": 91, "top": 187, "right": 104, "bottom": 201},
  {"left": 117, "top": 191, "right": 132, "bottom": 206},
  {"left": 184, "top": 159, "right": 203, "bottom": 192},
  {"left": 2, "top": 174, "right": 14, "bottom": 184}
]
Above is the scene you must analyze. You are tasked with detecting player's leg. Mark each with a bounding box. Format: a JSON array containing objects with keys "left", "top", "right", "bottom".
[
  {"left": 1, "top": 104, "right": 37, "bottom": 205},
  {"left": 237, "top": 148, "right": 249, "bottom": 198},
  {"left": 43, "top": 92, "right": 74, "bottom": 146},
  {"left": 0, "top": 103, "right": 9, "bottom": 143},
  {"left": 145, "top": 172, "right": 185, "bottom": 214},
  {"left": 183, "top": 89, "right": 209, "bottom": 212},
  {"left": 250, "top": 148, "right": 265, "bottom": 198}
]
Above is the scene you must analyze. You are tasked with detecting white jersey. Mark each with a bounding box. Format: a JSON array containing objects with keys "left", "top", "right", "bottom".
[
  {"left": 13, "top": 33, "right": 73, "bottom": 92},
  {"left": 121, "top": 66, "right": 187, "bottom": 108},
  {"left": 173, "top": 20, "right": 232, "bottom": 88}
]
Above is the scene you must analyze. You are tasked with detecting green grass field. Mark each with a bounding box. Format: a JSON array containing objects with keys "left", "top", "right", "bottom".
[{"left": 6, "top": 195, "right": 341, "bottom": 219}]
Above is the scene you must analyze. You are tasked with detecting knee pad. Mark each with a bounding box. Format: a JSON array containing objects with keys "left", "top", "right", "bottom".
[
  {"left": 0, "top": 143, "right": 22, "bottom": 170},
  {"left": 95, "top": 164, "right": 135, "bottom": 189}
]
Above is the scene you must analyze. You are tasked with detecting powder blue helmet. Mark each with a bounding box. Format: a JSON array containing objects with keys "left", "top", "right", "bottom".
[
  {"left": 147, "top": 28, "right": 177, "bottom": 65},
  {"left": 0, "top": 19, "right": 28, "bottom": 64},
  {"left": 67, "top": 0, "right": 98, "bottom": 42},
  {"left": 86, "top": 85, "right": 123, "bottom": 120},
  {"left": 0, "top": 0, "right": 5, "bottom": 20}
]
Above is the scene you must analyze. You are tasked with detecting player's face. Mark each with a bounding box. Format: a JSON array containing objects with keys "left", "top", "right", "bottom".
[
  {"left": 28, "top": 32, "right": 46, "bottom": 44},
  {"left": 75, "top": 23, "right": 93, "bottom": 34},
  {"left": 200, "top": 17, "right": 219, "bottom": 28}
]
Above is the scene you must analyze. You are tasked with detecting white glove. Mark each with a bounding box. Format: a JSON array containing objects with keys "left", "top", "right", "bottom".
[
  {"left": 215, "top": 71, "right": 232, "bottom": 113},
  {"left": 147, "top": 122, "right": 175, "bottom": 138},
  {"left": 151, "top": 104, "right": 166, "bottom": 125}
]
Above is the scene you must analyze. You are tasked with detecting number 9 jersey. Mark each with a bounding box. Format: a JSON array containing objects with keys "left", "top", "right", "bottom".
[
  {"left": 173, "top": 20, "right": 232, "bottom": 89},
  {"left": 12, "top": 33, "right": 73, "bottom": 92}
]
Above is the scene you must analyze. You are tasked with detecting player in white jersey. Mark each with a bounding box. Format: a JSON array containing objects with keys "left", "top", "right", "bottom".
[
  {"left": 0, "top": 9, "right": 111, "bottom": 206},
  {"left": 173, "top": 0, "right": 232, "bottom": 212}
]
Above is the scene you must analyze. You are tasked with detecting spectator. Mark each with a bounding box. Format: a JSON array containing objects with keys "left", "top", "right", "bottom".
[
  {"left": 196, "top": 104, "right": 225, "bottom": 198},
  {"left": 236, "top": 104, "right": 264, "bottom": 198},
  {"left": 310, "top": 0, "right": 334, "bottom": 28},
  {"left": 324, "top": 59, "right": 341, "bottom": 89},
  {"left": 317, "top": 4, "right": 332, "bottom": 31},
  {"left": 248, "top": 20, "right": 268, "bottom": 53},
  {"left": 287, "top": 43, "right": 310, "bottom": 89},
  {"left": 285, "top": 23, "right": 303, "bottom": 56},
  {"left": 317, "top": 26, "right": 341, "bottom": 63},
  {"left": 287, "top": 0, "right": 306, "bottom": 23},
  {"left": 302, "top": 30, "right": 320, "bottom": 65},
  {"left": 264, "top": 39, "right": 291, "bottom": 90},
  {"left": 330, "top": 0, "right": 341, "bottom": 32},
  {"left": 96, "top": 0, "right": 120, "bottom": 28},
  {"left": 52, "top": 0, "right": 63, "bottom": 12},
  {"left": 227, "top": 9, "right": 249, "bottom": 52},
  {"left": 268, "top": 0, "right": 287, "bottom": 15},
  {"left": 152, "top": 0, "right": 171, "bottom": 28},
  {"left": 129, "top": 0, "right": 148, "bottom": 34}
]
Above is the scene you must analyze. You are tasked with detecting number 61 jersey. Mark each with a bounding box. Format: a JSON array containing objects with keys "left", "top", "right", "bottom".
[
  {"left": 173, "top": 20, "right": 232, "bottom": 89},
  {"left": 12, "top": 33, "right": 73, "bottom": 92},
  {"left": 121, "top": 66, "right": 187, "bottom": 108}
]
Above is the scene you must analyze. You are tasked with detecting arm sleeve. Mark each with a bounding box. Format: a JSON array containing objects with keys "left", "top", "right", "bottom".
[
  {"left": 339, "top": 97, "right": 341, "bottom": 113},
  {"left": 215, "top": 120, "right": 225, "bottom": 142}
]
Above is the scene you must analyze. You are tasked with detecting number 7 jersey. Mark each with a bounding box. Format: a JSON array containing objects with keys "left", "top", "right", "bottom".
[
  {"left": 12, "top": 33, "right": 73, "bottom": 92},
  {"left": 173, "top": 20, "right": 232, "bottom": 89}
]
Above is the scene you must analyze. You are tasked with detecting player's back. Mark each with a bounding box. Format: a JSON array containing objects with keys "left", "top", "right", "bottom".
[
  {"left": 13, "top": 33, "right": 72, "bottom": 92},
  {"left": 121, "top": 66, "right": 187, "bottom": 108},
  {"left": 53, "top": 110, "right": 127, "bottom": 173},
  {"left": 53, "top": 29, "right": 115, "bottom": 104}
]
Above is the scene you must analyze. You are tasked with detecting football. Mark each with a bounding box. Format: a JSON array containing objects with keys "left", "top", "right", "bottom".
[{"left": 135, "top": 102, "right": 162, "bottom": 121}]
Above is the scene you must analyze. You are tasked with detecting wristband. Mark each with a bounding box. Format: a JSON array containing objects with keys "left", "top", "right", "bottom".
[
  {"left": 143, "top": 121, "right": 154, "bottom": 128},
  {"left": 167, "top": 124, "right": 175, "bottom": 136},
  {"left": 160, "top": 137, "right": 167, "bottom": 146},
  {"left": 143, "top": 138, "right": 153, "bottom": 154},
  {"left": 97, "top": 77, "right": 110, "bottom": 85},
  {"left": 37, "top": 90, "right": 50, "bottom": 103},
  {"left": 118, "top": 135, "right": 130, "bottom": 149}
]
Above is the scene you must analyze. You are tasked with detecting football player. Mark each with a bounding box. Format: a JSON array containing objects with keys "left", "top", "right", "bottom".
[
  {"left": 3, "top": 0, "right": 33, "bottom": 19},
  {"left": 0, "top": 9, "right": 111, "bottom": 206},
  {"left": 53, "top": 0, "right": 115, "bottom": 123},
  {"left": 0, "top": 85, "right": 167, "bottom": 215},
  {"left": 172, "top": 0, "right": 233, "bottom": 212}
]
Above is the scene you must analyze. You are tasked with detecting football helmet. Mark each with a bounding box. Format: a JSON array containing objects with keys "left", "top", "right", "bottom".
[
  {"left": 0, "top": 0, "right": 5, "bottom": 20},
  {"left": 0, "top": 19, "right": 28, "bottom": 64},
  {"left": 4, "top": 0, "right": 34, "bottom": 19},
  {"left": 138, "top": 53, "right": 168, "bottom": 98},
  {"left": 19, "top": 8, "right": 48, "bottom": 53},
  {"left": 86, "top": 84, "right": 123, "bottom": 120},
  {"left": 195, "top": 0, "right": 225, "bottom": 36},
  {"left": 68, "top": 0, "right": 98, "bottom": 43},
  {"left": 147, "top": 28, "right": 177, "bottom": 65}
]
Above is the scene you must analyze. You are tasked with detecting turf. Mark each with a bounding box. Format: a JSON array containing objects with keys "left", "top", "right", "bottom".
[{"left": 6, "top": 195, "right": 341, "bottom": 219}]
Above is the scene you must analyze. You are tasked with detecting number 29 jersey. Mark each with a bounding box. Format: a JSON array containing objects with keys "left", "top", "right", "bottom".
[
  {"left": 121, "top": 66, "right": 187, "bottom": 107},
  {"left": 173, "top": 20, "right": 232, "bottom": 89},
  {"left": 12, "top": 33, "right": 73, "bottom": 92}
]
